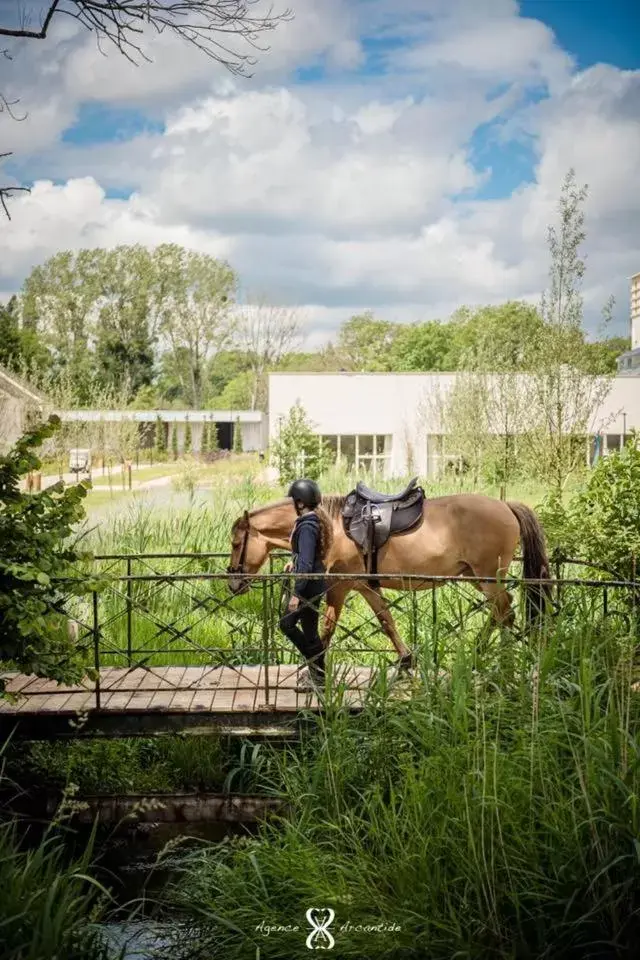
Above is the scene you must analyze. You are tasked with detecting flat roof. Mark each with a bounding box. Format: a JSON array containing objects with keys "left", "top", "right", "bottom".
[{"left": 56, "top": 409, "right": 265, "bottom": 423}]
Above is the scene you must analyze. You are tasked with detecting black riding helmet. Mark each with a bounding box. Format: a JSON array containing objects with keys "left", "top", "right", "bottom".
[{"left": 287, "top": 478, "right": 321, "bottom": 508}]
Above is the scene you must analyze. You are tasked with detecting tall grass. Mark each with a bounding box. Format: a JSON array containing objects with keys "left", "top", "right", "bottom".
[
  {"left": 0, "top": 816, "right": 113, "bottom": 960},
  {"left": 158, "top": 616, "right": 640, "bottom": 959}
]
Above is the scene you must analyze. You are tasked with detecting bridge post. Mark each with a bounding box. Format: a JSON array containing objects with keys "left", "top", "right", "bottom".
[
  {"left": 432, "top": 587, "right": 438, "bottom": 669},
  {"left": 93, "top": 590, "right": 101, "bottom": 710},
  {"left": 126, "top": 557, "right": 133, "bottom": 666},
  {"left": 262, "top": 579, "right": 270, "bottom": 705}
]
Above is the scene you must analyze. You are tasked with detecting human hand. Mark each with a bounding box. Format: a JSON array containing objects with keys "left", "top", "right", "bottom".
[
  {"left": 284, "top": 561, "right": 294, "bottom": 573},
  {"left": 287, "top": 596, "right": 300, "bottom": 613}
]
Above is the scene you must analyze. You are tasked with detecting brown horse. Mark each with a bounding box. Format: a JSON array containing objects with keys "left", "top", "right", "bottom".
[{"left": 227, "top": 493, "right": 550, "bottom": 668}]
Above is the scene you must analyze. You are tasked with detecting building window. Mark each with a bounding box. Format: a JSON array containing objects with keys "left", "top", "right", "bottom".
[{"left": 320, "top": 434, "right": 392, "bottom": 477}]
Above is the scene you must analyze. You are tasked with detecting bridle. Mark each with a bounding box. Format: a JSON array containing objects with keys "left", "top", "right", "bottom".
[{"left": 227, "top": 511, "right": 250, "bottom": 576}]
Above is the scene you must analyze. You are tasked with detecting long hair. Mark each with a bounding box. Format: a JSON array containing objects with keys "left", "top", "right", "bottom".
[
  {"left": 288, "top": 504, "right": 334, "bottom": 564},
  {"left": 315, "top": 504, "right": 334, "bottom": 563}
]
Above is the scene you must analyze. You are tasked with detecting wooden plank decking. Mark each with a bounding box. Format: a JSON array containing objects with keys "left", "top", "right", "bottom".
[{"left": 0, "top": 665, "right": 374, "bottom": 739}]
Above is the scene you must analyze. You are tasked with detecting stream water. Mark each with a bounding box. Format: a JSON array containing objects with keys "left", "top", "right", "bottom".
[{"left": 90, "top": 818, "right": 259, "bottom": 960}]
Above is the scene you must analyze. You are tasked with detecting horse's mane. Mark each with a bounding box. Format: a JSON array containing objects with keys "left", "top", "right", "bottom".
[
  {"left": 248, "top": 497, "right": 291, "bottom": 517},
  {"left": 321, "top": 494, "right": 346, "bottom": 519},
  {"left": 248, "top": 494, "right": 346, "bottom": 521}
]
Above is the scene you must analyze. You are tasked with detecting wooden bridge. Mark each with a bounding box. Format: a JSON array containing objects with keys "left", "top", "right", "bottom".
[
  {"left": 0, "top": 664, "right": 373, "bottom": 739},
  {"left": 0, "top": 552, "right": 628, "bottom": 740}
]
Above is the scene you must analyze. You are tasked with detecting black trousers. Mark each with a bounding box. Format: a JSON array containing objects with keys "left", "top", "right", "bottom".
[{"left": 279, "top": 588, "right": 325, "bottom": 674}]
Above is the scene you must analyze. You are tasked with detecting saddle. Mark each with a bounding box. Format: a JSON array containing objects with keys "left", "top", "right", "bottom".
[{"left": 342, "top": 477, "right": 425, "bottom": 588}]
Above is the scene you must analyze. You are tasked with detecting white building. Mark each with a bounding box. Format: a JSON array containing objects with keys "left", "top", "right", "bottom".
[
  {"left": 268, "top": 372, "right": 640, "bottom": 479},
  {"left": 616, "top": 271, "right": 640, "bottom": 375}
]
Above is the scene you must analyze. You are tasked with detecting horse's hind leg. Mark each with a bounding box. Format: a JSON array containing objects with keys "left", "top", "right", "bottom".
[{"left": 358, "top": 584, "right": 415, "bottom": 671}]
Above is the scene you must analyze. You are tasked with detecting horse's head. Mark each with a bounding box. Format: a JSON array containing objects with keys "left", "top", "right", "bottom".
[{"left": 227, "top": 504, "right": 293, "bottom": 594}]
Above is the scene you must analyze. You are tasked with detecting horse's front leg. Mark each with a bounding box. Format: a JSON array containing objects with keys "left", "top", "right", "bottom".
[{"left": 358, "top": 584, "right": 415, "bottom": 671}]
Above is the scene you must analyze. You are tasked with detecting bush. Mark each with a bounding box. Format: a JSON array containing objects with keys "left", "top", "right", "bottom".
[
  {"left": 538, "top": 436, "right": 640, "bottom": 579},
  {"left": 0, "top": 416, "right": 99, "bottom": 691},
  {"left": 269, "top": 402, "right": 333, "bottom": 484}
]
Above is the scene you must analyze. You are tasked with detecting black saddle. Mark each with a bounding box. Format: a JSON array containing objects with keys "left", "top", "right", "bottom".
[
  {"left": 342, "top": 477, "right": 425, "bottom": 588},
  {"left": 356, "top": 478, "right": 419, "bottom": 503}
]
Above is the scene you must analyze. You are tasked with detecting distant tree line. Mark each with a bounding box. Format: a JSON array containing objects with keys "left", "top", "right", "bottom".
[{"left": 0, "top": 241, "right": 628, "bottom": 415}]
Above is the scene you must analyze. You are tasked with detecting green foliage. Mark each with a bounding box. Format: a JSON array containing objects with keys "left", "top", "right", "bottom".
[
  {"left": 389, "top": 319, "right": 453, "bottom": 371},
  {"left": 12, "top": 734, "right": 229, "bottom": 793},
  {"left": 207, "top": 349, "right": 253, "bottom": 399},
  {"left": 184, "top": 416, "right": 192, "bottom": 454},
  {"left": 583, "top": 336, "right": 630, "bottom": 374},
  {"left": 538, "top": 436, "right": 640, "bottom": 580},
  {"left": 201, "top": 417, "right": 219, "bottom": 457},
  {"left": 0, "top": 818, "right": 110, "bottom": 960},
  {"left": 270, "top": 402, "right": 332, "bottom": 484},
  {"left": 0, "top": 295, "right": 51, "bottom": 379},
  {"left": 0, "top": 416, "right": 98, "bottom": 690},
  {"left": 154, "top": 415, "right": 167, "bottom": 456},
  {"left": 162, "top": 621, "right": 640, "bottom": 960},
  {"left": 214, "top": 371, "right": 253, "bottom": 410},
  {"left": 0, "top": 297, "right": 24, "bottom": 372},
  {"left": 233, "top": 417, "right": 243, "bottom": 454},
  {"left": 155, "top": 244, "right": 237, "bottom": 408},
  {"left": 171, "top": 423, "right": 179, "bottom": 460},
  {"left": 336, "top": 311, "right": 397, "bottom": 371}
]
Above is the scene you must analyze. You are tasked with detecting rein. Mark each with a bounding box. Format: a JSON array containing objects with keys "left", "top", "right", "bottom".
[{"left": 227, "top": 520, "right": 250, "bottom": 575}]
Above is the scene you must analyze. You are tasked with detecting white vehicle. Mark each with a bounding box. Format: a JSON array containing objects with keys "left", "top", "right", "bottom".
[{"left": 69, "top": 448, "right": 91, "bottom": 476}]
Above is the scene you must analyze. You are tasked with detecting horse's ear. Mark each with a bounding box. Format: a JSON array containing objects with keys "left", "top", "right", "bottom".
[{"left": 243, "top": 509, "right": 250, "bottom": 525}]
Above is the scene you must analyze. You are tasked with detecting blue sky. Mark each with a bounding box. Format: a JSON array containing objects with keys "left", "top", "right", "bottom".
[{"left": 1, "top": 0, "right": 639, "bottom": 342}]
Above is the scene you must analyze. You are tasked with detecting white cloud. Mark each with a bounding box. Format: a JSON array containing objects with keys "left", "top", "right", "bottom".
[{"left": 0, "top": 0, "right": 638, "bottom": 343}]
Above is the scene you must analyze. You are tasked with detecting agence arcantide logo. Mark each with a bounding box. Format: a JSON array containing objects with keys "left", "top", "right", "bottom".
[
  {"left": 305, "top": 908, "right": 335, "bottom": 950},
  {"left": 254, "top": 909, "right": 401, "bottom": 952}
]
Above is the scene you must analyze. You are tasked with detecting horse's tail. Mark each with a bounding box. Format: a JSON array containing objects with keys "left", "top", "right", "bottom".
[{"left": 507, "top": 501, "right": 551, "bottom": 624}]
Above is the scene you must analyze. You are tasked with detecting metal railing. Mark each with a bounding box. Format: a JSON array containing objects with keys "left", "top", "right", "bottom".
[{"left": 46, "top": 551, "right": 640, "bottom": 711}]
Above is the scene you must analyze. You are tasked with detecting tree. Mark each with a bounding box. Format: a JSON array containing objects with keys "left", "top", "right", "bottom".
[
  {"left": 232, "top": 299, "right": 304, "bottom": 409},
  {"left": 1, "top": 1, "right": 291, "bottom": 217},
  {"left": 270, "top": 402, "right": 332, "bottom": 484},
  {"left": 214, "top": 371, "right": 253, "bottom": 410},
  {"left": 335, "top": 312, "right": 397, "bottom": 371},
  {"left": 0, "top": 415, "right": 96, "bottom": 689},
  {"left": 94, "top": 246, "right": 156, "bottom": 400},
  {"left": 447, "top": 302, "right": 546, "bottom": 372},
  {"left": 184, "top": 415, "right": 192, "bottom": 454},
  {"left": 154, "top": 245, "right": 237, "bottom": 408},
  {"left": 582, "top": 336, "right": 630, "bottom": 375},
  {"left": 389, "top": 320, "right": 453, "bottom": 372},
  {"left": 21, "top": 250, "right": 104, "bottom": 397},
  {"left": 154, "top": 415, "right": 167, "bottom": 458},
  {"left": 0, "top": 297, "right": 23, "bottom": 371},
  {"left": 208, "top": 417, "right": 219, "bottom": 454},
  {"left": 233, "top": 417, "right": 243, "bottom": 454},
  {"left": 520, "top": 170, "right": 615, "bottom": 494},
  {"left": 207, "top": 349, "right": 253, "bottom": 401},
  {"left": 171, "top": 423, "right": 179, "bottom": 461}
]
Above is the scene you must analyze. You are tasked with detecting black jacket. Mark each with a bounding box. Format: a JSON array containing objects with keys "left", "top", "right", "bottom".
[{"left": 290, "top": 512, "right": 325, "bottom": 598}]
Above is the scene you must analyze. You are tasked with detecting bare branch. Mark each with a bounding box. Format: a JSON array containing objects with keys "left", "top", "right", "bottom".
[{"left": 0, "top": 1, "right": 293, "bottom": 76}]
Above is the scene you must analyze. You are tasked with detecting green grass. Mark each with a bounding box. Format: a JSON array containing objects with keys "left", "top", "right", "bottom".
[
  {"left": 0, "top": 816, "right": 112, "bottom": 960},
  {"left": 158, "top": 618, "right": 640, "bottom": 959},
  {"left": 7, "top": 732, "right": 265, "bottom": 795}
]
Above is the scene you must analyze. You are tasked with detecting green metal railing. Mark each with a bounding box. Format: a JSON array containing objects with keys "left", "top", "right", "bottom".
[{"left": 48, "top": 552, "right": 640, "bottom": 712}]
